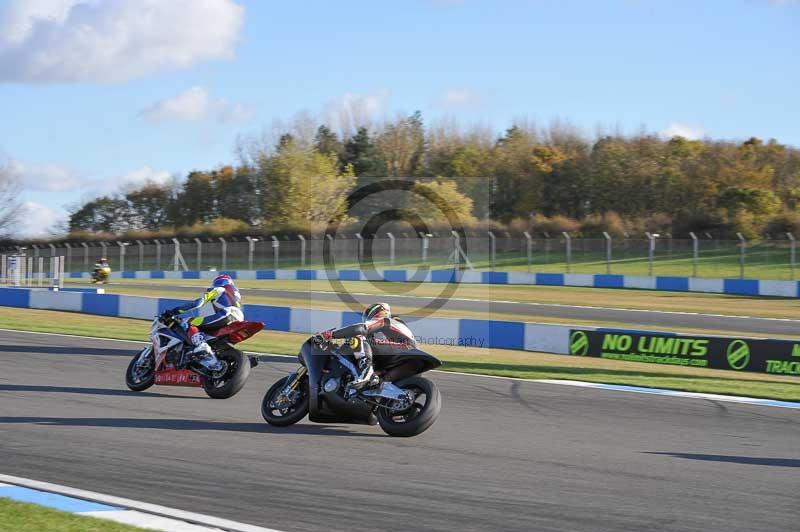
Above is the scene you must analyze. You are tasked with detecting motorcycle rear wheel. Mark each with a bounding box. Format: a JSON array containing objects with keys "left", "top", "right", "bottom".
[
  {"left": 201, "top": 347, "right": 250, "bottom": 399},
  {"left": 377, "top": 376, "right": 441, "bottom": 437},
  {"left": 125, "top": 347, "right": 155, "bottom": 392},
  {"left": 261, "top": 375, "right": 309, "bottom": 427}
]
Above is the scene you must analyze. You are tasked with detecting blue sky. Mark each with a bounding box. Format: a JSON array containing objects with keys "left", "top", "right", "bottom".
[{"left": 1, "top": 0, "right": 798, "bottom": 236}]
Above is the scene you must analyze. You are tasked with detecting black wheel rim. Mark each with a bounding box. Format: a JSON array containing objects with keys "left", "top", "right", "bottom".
[
  {"left": 386, "top": 385, "right": 427, "bottom": 423},
  {"left": 130, "top": 349, "right": 154, "bottom": 384},
  {"left": 265, "top": 380, "right": 304, "bottom": 418}
]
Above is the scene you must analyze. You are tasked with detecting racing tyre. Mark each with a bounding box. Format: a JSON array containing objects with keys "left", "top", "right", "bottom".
[
  {"left": 202, "top": 347, "right": 250, "bottom": 399},
  {"left": 261, "top": 375, "right": 309, "bottom": 427},
  {"left": 125, "top": 347, "right": 155, "bottom": 392},
  {"left": 377, "top": 376, "right": 441, "bottom": 437}
]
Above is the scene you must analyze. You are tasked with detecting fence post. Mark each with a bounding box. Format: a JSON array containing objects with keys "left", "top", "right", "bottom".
[
  {"left": 523, "top": 231, "right": 532, "bottom": 273},
  {"left": 194, "top": 238, "right": 203, "bottom": 270},
  {"left": 135, "top": 240, "right": 143, "bottom": 270},
  {"left": 602, "top": 232, "right": 612, "bottom": 274},
  {"left": 689, "top": 232, "right": 699, "bottom": 278},
  {"left": 64, "top": 243, "right": 72, "bottom": 272},
  {"left": 48, "top": 243, "right": 56, "bottom": 259},
  {"left": 271, "top": 236, "right": 279, "bottom": 270},
  {"left": 419, "top": 232, "right": 429, "bottom": 264},
  {"left": 543, "top": 232, "right": 551, "bottom": 265},
  {"left": 562, "top": 232, "right": 572, "bottom": 273},
  {"left": 117, "top": 241, "right": 125, "bottom": 272},
  {"left": 81, "top": 242, "right": 89, "bottom": 271},
  {"left": 488, "top": 231, "right": 496, "bottom": 271},
  {"left": 99, "top": 241, "right": 108, "bottom": 263},
  {"left": 297, "top": 235, "right": 306, "bottom": 267},
  {"left": 154, "top": 240, "right": 162, "bottom": 271},
  {"left": 737, "top": 232, "right": 746, "bottom": 279},
  {"left": 386, "top": 233, "right": 395, "bottom": 266},
  {"left": 32, "top": 244, "right": 39, "bottom": 260},
  {"left": 355, "top": 233, "right": 363, "bottom": 265},
  {"left": 645, "top": 232, "right": 656, "bottom": 276},
  {"left": 788, "top": 232, "right": 796, "bottom": 280},
  {"left": 246, "top": 236, "right": 256, "bottom": 270},
  {"left": 218, "top": 237, "right": 227, "bottom": 270},
  {"left": 452, "top": 230, "right": 460, "bottom": 270},
  {"left": 37, "top": 256, "right": 44, "bottom": 287}
]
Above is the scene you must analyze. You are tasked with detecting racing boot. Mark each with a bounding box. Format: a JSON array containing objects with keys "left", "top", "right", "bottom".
[
  {"left": 189, "top": 331, "right": 223, "bottom": 372},
  {"left": 348, "top": 356, "right": 379, "bottom": 392}
]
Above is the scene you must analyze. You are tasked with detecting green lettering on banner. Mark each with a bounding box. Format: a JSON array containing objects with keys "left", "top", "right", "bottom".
[
  {"left": 726, "top": 340, "right": 750, "bottom": 370},
  {"left": 602, "top": 334, "right": 631, "bottom": 352},
  {"left": 570, "top": 331, "right": 589, "bottom": 356},
  {"left": 653, "top": 336, "right": 675, "bottom": 354},
  {"left": 792, "top": 344, "right": 800, "bottom": 358},
  {"left": 766, "top": 360, "right": 800, "bottom": 375}
]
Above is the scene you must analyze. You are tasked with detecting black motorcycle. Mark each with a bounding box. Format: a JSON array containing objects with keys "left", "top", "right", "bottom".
[{"left": 261, "top": 337, "right": 442, "bottom": 437}]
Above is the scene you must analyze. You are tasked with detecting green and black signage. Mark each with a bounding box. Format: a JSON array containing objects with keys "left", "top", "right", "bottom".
[{"left": 568, "top": 329, "right": 800, "bottom": 376}]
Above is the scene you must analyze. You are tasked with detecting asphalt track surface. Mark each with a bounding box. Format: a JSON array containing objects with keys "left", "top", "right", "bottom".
[
  {"left": 1, "top": 330, "right": 798, "bottom": 532},
  {"left": 112, "top": 282, "right": 800, "bottom": 336}
]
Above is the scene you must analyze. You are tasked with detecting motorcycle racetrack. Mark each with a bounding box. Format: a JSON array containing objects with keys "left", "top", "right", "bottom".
[{"left": 1, "top": 329, "right": 797, "bottom": 532}]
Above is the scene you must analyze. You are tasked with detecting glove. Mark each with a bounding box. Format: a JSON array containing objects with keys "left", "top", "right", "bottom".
[
  {"left": 160, "top": 309, "right": 178, "bottom": 322},
  {"left": 312, "top": 329, "right": 333, "bottom": 347}
]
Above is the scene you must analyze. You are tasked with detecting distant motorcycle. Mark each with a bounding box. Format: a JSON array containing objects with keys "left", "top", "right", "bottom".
[
  {"left": 125, "top": 313, "right": 263, "bottom": 399},
  {"left": 91, "top": 266, "right": 111, "bottom": 284},
  {"left": 261, "top": 336, "right": 442, "bottom": 437}
]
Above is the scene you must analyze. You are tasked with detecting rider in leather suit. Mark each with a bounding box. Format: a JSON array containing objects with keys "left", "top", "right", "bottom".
[
  {"left": 164, "top": 274, "right": 244, "bottom": 371},
  {"left": 316, "top": 302, "right": 416, "bottom": 390}
]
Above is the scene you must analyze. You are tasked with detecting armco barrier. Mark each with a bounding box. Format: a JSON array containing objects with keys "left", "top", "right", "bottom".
[
  {"left": 67, "top": 269, "right": 800, "bottom": 298},
  {"left": 3, "top": 287, "right": 799, "bottom": 377}
]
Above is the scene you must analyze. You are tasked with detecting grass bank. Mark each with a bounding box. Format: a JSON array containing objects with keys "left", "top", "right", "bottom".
[{"left": 0, "top": 497, "right": 153, "bottom": 531}]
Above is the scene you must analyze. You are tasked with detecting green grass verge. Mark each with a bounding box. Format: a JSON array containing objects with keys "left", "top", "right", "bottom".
[
  {"left": 91, "top": 278, "right": 800, "bottom": 320},
  {"left": 0, "top": 497, "right": 154, "bottom": 531},
  {"left": 1, "top": 306, "right": 797, "bottom": 401}
]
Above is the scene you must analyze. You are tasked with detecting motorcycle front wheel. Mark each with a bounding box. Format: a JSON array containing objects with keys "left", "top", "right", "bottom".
[
  {"left": 125, "top": 346, "right": 155, "bottom": 391},
  {"left": 201, "top": 347, "right": 250, "bottom": 399},
  {"left": 261, "top": 374, "right": 309, "bottom": 427},
  {"left": 377, "top": 376, "right": 441, "bottom": 437}
]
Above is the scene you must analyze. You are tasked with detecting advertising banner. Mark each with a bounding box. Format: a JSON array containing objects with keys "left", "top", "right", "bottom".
[{"left": 568, "top": 329, "right": 800, "bottom": 376}]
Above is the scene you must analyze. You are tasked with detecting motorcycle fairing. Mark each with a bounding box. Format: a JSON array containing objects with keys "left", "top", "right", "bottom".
[
  {"left": 374, "top": 348, "right": 442, "bottom": 383},
  {"left": 298, "top": 341, "right": 376, "bottom": 425}
]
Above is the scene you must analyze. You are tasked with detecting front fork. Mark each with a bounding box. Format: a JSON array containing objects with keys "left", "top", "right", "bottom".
[{"left": 283, "top": 366, "right": 307, "bottom": 394}]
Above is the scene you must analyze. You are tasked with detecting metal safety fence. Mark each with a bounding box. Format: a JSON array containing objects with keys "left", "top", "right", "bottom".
[{"left": 3, "top": 232, "right": 799, "bottom": 280}]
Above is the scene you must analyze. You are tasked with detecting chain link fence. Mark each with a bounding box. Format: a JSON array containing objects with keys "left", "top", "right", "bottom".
[{"left": 3, "top": 234, "right": 799, "bottom": 280}]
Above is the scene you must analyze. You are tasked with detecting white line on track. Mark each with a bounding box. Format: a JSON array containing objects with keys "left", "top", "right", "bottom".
[
  {"left": 0, "top": 473, "right": 284, "bottom": 532},
  {"left": 2, "top": 327, "right": 798, "bottom": 410}
]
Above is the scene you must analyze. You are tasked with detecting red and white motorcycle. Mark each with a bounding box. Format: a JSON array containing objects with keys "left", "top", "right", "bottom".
[{"left": 125, "top": 312, "right": 263, "bottom": 399}]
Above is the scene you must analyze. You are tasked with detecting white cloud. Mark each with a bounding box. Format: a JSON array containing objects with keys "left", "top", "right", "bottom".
[
  {"left": 324, "top": 88, "right": 391, "bottom": 133},
  {"left": 17, "top": 201, "right": 65, "bottom": 237},
  {"left": 660, "top": 122, "right": 704, "bottom": 140},
  {"left": 5, "top": 159, "right": 82, "bottom": 192},
  {"left": 0, "top": 0, "right": 244, "bottom": 83},
  {"left": 438, "top": 87, "right": 483, "bottom": 108},
  {"left": 120, "top": 166, "right": 173, "bottom": 187},
  {"left": 139, "top": 86, "right": 254, "bottom": 124}
]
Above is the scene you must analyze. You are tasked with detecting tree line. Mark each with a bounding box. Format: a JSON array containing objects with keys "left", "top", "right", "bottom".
[{"left": 66, "top": 112, "right": 800, "bottom": 240}]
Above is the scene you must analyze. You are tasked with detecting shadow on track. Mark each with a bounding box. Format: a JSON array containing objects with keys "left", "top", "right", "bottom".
[
  {"left": 0, "top": 384, "right": 201, "bottom": 399},
  {"left": 0, "top": 345, "right": 135, "bottom": 357},
  {"left": 0, "top": 416, "right": 378, "bottom": 437},
  {"left": 644, "top": 452, "right": 800, "bottom": 468}
]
